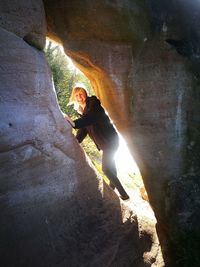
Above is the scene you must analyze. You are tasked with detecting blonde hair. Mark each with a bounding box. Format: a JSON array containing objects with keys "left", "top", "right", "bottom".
[{"left": 68, "top": 84, "right": 88, "bottom": 112}]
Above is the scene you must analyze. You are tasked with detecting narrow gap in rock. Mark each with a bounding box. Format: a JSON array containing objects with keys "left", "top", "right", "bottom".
[{"left": 44, "top": 37, "right": 155, "bottom": 222}]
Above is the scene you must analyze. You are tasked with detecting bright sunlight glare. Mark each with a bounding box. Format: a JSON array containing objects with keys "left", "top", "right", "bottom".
[
  {"left": 114, "top": 133, "right": 143, "bottom": 194},
  {"left": 114, "top": 134, "right": 155, "bottom": 220},
  {"left": 115, "top": 133, "right": 140, "bottom": 175},
  {"left": 46, "top": 38, "right": 77, "bottom": 72},
  {"left": 45, "top": 37, "right": 155, "bottom": 221}
]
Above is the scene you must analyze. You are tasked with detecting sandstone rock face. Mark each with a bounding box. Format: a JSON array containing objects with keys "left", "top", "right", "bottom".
[
  {"left": 44, "top": 0, "right": 200, "bottom": 265},
  {"left": 0, "top": 25, "right": 94, "bottom": 266},
  {"left": 1, "top": 0, "right": 200, "bottom": 265},
  {"left": 0, "top": 1, "right": 163, "bottom": 267},
  {"left": 0, "top": 0, "right": 46, "bottom": 49}
]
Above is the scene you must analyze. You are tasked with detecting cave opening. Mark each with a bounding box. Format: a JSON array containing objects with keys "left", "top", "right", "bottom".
[{"left": 45, "top": 38, "right": 155, "bottom": 220}]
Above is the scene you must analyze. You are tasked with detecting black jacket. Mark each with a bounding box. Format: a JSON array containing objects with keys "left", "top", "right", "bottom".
[{"left": 73, "top": 96, "right": 119, "bottom": 151}]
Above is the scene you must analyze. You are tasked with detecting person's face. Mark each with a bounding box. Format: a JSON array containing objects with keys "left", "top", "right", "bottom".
[{"left": 75, "top": 89, "right": 87, "bottom": 106}]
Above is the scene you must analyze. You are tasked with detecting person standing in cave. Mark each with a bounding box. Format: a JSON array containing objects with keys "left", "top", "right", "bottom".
[{"left": 64, "top": 85, "right": 130, "bottom": 201}]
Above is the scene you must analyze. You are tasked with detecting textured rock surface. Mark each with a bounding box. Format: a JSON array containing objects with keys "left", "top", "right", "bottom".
[
  {"left": 0, "top": 1, "right": 163, "bottom": 267},
  {"left": 0, "top": 0, "right": 46, "bottom": 49},
  {"left": 44, "top": 0, "right": 200, "bottom": 265},
  {"left": 1, "top": 0, "right": 200, "bottom": 265}
]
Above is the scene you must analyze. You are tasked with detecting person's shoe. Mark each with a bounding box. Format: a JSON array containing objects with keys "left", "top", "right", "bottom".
[{"left": 120, "top": 194, "right": 130, "bottom": 201}]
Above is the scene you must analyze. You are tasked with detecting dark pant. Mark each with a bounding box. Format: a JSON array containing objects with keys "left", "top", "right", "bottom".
[{"left": 102, "top": 148, "right": 129, "bottom": 198}]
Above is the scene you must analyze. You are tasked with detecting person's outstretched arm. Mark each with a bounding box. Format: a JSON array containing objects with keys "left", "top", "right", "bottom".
[
  {"left": 76, "top": 128, "right": 87, "bottom": 143},
  {"left": 63, "top": 113, "right": 75, "bottom": 127},
  {"left": 63, "top": 113, "right": 87, "bottom": 143},
  {"left": 74, "top": 96, "right": 102, "bottom": 129}
]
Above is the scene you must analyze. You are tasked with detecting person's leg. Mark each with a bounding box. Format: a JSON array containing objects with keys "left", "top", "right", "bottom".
[
  {"left": 102, "top": 149, "right": 129, "bottom": 200},
  {"left": 109, "top": 181, "right": 115, "bottom": 190}
]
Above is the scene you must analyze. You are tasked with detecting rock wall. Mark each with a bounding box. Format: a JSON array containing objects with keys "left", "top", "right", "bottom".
[
  {"left": 44, "top": 0, "right": 200, "bottom": 265},
  {"left": 0, "top": 1, "right": 163, "bottom": 267},
  {"left": 1, "top": 0, "right": 200, "bottom": 265},
  {"left": 0, "top": 0, "right": 46, "bottom": 49}
]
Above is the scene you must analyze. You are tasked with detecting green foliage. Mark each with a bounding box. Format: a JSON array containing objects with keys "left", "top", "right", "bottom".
[
  {"left": 44, "top": 40, "right": 143, "bottom": 192},
  {"left": 44, "top": 40, "right": 102, "bottom": 164},
  {"left": 44, "top": 40, "right": 92, "bottom": 117}
]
